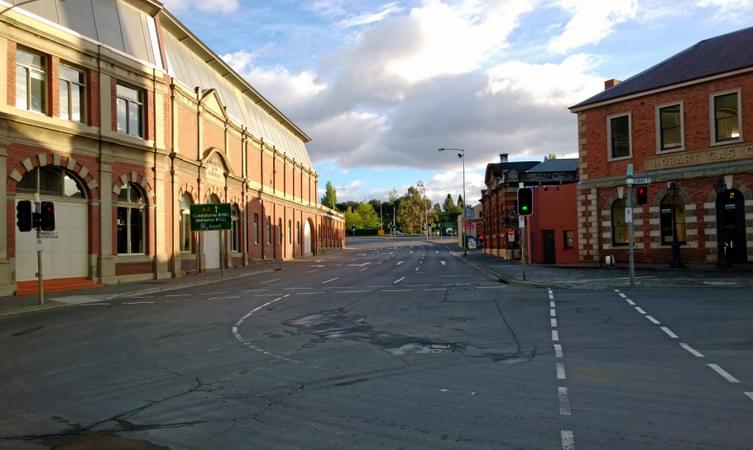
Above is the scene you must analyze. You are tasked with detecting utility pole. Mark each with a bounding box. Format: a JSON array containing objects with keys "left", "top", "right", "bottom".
[{"left": 626, "top": 164, "right": 635, "bottom": 286}]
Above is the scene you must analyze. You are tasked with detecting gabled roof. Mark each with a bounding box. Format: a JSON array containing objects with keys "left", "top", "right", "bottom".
[
  {"left": 526, "top": 158, "right": 579, "bottom": 173},
  {"left": 486, "top": 161, "right": 540, "bottom": 178},
  {"left": 571, "top": 26, "right": 753, "bottom": 110}
]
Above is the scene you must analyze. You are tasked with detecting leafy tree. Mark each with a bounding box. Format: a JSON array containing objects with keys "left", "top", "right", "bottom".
[
  {"left": 443, "top": 194, "right": 456, "bottom": 212},
  {"left": 321, "top": 181, "right": 337, "bottom": 209},
  {"left": 356, "top": 202, "right": 381, "bottom": 228},
  {"left": 396, "top": 186, "right": 425, "bottom": 234},
  {"left": 457, "top": 194, "right": 464, "bottom": 209},
  {"left": 545, "top": 153, "right": 557, "bottom": 160}
]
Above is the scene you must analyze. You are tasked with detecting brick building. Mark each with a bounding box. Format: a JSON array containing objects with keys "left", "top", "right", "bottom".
[
  {"left": 1, "top": 0, "right": 344, "bottom": 296},
  {"left": 570, "top": 27, "right": 753, "bottom": 266},
  {"left": 480, "top": 155, "right": 578, "bottom": 263}
]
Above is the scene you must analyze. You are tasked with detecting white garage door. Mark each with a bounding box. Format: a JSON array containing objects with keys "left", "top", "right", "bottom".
[{"left": 15, "top": 200, "right": 88, "bottom": 281}]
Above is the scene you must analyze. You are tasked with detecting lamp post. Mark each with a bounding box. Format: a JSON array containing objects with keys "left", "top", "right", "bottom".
[
  {"left": 438, "top": 148, "right": 467, "bottom": 256},
  {"left": 667, "top": 182, "right": 683, "bottom": 268},
  {"left": 713, "top": 177, "right": 729, "bottom": 269}
]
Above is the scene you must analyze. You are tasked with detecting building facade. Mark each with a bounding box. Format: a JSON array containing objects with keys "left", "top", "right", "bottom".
[
  {"left": 570, "top": 27, "right": 753, "bottom": 266},
  {"left": 1, "top": 0, "right": 344, "bottom": 296}
]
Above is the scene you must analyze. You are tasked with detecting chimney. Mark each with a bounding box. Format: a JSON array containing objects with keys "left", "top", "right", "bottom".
[
  {"left": 499, "top": 153, "right": 508, "bottom": 163},
  {"left": 604, "top": 79, "right": 621, "bottom": 90}
]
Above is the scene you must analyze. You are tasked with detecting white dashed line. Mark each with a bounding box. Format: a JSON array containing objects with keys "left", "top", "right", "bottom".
[
  {"left": 744, "top": 392, "right": 753, "bottom": 401},
  {"left": 645, "top": 315, "right": 661, "bottom": 325},
  {"left": 259, "top": 278, "right": 279, "bottom": 285},
  {"left": 618, "top": 292, "right": 627, "bottom": 298},
  {"left": 680, "top": 343, "right": 704, "bottom": 358},
  {"left": 552, "top": 330, "right": 560, "bottom": 342},
  {"left": 283, "top": 287, "right": 312, "bottom": 290},
  {"left": 208, "top": 296, "right": 241, "bottom": 301},
  {"left": 424, "top": 288, "right": 447, "bottom": 292},
  {"left": 124, "top": 301, "right": 154, "bottom": 305},
  {"left": 166, "top": 294, "right": 190, "bottom": 297},
  {"left": 396, "top": 261, "right": 405, "bottom": 266},
  {"left": 707, "top": 364, "right": 740, "bottom": 383},
  {"left": 660, "top": 326, "right": 679, "bottom": 339},
  {"left": 561, "top": 430, "right": 575, "bottom": 450},
  {"left": 551, "top": 318, "right": 558, "bottom": 328},
  {"left": 407, "top": 284, "right": 430, "bottom": 287},
  {"left": 335, "top": 290, "right": 369, "bottom": 294},
  {"left": 550, "top": 309, "right": 557, "bottom": 318},
  {"left": 625, "top": 299, "right": 636, "bottom": 306},
  {"left": 296, "top": 291, "right": 324, "bottom": 295},
  {"left": 558, "top": 387, "right": 572, "bottom": 415},
  {"left": 556, "top": 362, "right": 567, "bottom": 380},
  {"left": 415, "top": 267, "right": 419, "bottom": 272},
  {"left": 381, "top": 289, "right": 412, "bottom": 293},
  {"left": 550, "top": 301, "right": 556, "bottom": 308},
  {"left": 360, "top": 267, "right": 369, "bottom": 272},
  {"left": 554, "top": 344, "right": 564, "bottom": 358},
  {"left": 635, "top": 306, "right": 647, "bottom": 315},
  {"left": 322, "top": 277, "right": 339, "bottom": 284},
  {"left": 477, "top": 285, "right": 505, "bottom": 289},
  {"left": 393, "top": 277, "right": 405, "bottom": 284}
]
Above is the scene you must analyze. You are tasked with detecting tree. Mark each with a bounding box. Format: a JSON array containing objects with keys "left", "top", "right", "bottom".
[
  {"left": 321, "top": 181, "right": 337, "bottom": 209},
  {"left": 457, "top": 194, "right": 464, "bottom": 209},
  {"left": 545, "top": 153, "right": 557, "bottom": 161},
  {"left": 396, "top": 186, "right": 425, "bottom": 234},
  {"left": 356, "top": 202, "right": 381, "bottom": 228},
  {"left": 344, "top": 207, "right": 362, "bottom": 230},
  {"left": 443, "top": 194, "right": 456, "bottom": 212}
]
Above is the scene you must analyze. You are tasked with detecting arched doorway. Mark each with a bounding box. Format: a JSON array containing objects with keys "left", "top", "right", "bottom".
[
  {"left": 203, "top": 195, "right": 221, "bottom": 270},
  {"left": 716, "top": 188, "right": 747, "bottom": 264},
  {"left": 15, "top": 167, "right": 89, "bottom": 281},
  {"left": 303, "top": 219, "right": 313, "bottom": 257}
]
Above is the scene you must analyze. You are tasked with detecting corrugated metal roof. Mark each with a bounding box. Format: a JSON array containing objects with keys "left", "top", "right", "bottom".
[
  {"left": 526, "top": 158, "right": 579, "bottom": 173},
  {"left": 571, "top": 26, "right": 753, "bottom": 110}
]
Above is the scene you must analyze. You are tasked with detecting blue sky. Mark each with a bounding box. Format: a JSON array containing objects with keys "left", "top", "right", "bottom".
[{"left": 164, "top": 0, "right": 753, "bottom": 205}]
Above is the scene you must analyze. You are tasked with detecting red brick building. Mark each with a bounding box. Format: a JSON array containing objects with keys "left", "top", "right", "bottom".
[{"left": 570, "top": 27, "right": 753, "bottom": 266}]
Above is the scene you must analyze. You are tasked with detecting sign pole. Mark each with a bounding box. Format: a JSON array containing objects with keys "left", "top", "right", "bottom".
[
  {"left": 626, "top": 164, "right": 635, "bottom": 286},
  {"left": 519, "top": 215, "right": 527, "bottom": 281},
  {"left": 220, "top": 231, "right": 225, "bottom": 277},
  {"left": 34, "top": 194, "right": 44, "bottom": 305}
]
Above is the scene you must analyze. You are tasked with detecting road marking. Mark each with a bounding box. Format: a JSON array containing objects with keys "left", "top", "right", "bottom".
[
  {"left": 124, "top": 301, "right": 155, "bottom": 305},
  {"left": 550, "top": 301, "right": 556, "bottom": 308},
  {"left": 360, "top": 267, "right": 369, "bottom": 272},
  {"left": 322, "top": 277, "right": 339, "bottom": 284},
  {"left": 166, "top": 294, "right": 190, "bottom": 297},
  {"left": 347, "top": 262, "right": 372, "bottom": 267},
  {"left": 254, "top": 293, "right": 282, "bottom": 297},
  {"left": 440, "top": 260, "right": 447, "bottom": 266},
  {"left": 424, "top": 288, "right": 447, "bottom": 291},
  {"left": 744, "top": 392, "right": 753, "bottom": 402},
  {"left": 556, "top": 362, "right": 567, "bottom": 380},
  {"left": 561, "top": 430, "right": 575, "bottom": 450},
  {"left": 415, "top": 267, "right": 419, "bottom": 272},
  {"left": 164, "top": 299, "right": 191, "bottom": 303},
  {"left": 477, "top": 285, "right": 505, "bottom": 289},
  {"left": 552, "top": 330, "right": 560, "bottom": 342},
  {"left": 554, "top": 344, "right": 563, "bottom": 358},
  {"left": 558, "top": 387, "right": 571, "bottom": 415},
  {"left": 284, "top": 287, "right": 312, "bottom": 290},
  {"left": 396, "top": 261, "right": 405, "bottom": 266},
  {"left": 306, "top": 269, "right": 319, "bottom": 274},
  {"left": 660, "top": 326, "right": 678, "bottom": 339},
  {"left": 645, "top": 315, "right": 661, "bottom": 325},
  {"left": 296, "top": 291, "right": 324, "bottom": 295},
  {"left": 407, "top": 284, "right": 430, "bottom": 287},
  {"left": 310, "top": 264, "right": 325, "bottom": 268},
  {"left": 707, "top": 364, "right": 740, "bottom": 383},
  {"left": 635, "top": 306, "right": 647, "bottom": 314},
  {"left": 618, "top": 292, "right": 627, "bottom": 298},
  {"left": 232, "top": 296, "right": 299, "bottom": 364},
  {"left": 209, "top": 296, "right": 241, "bottom": 301},
  {"left": 680, "top": 343, "right": 704, "bottom": 358},
  {"left": 81, "top": 303, "right": 110, "bottom": 306},
  {"left": 625, "top": 299, "right": 636, "bottom": 306},
  {"left": 614, "top": 289, "right": 620, "bottom": 292},
  {"left": 335, "top": 290, "right": 369, "bottom": 294},
  {"left": 259, "top": 278, "right": 280, "bottom": 284},
  {"left": 394, "top": 277, "right": 405, "bottom": 284},
  {"left": 242, "top": 288, "right": 268, "bottom": 292},
  {"left": 205, "top": 291, "right": 229, "bottom": 295},
  {"left": 551, "top": 318, "right": 558, "bottom": 328},
  {"left": 382, "top": 289, "right": 412, "bottom": 293},
  {"left": 550, "top": 309, "right": 557, "bottom": 318}
]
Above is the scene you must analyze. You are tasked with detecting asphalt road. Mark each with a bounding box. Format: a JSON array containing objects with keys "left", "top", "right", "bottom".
[{"left": 0, "top": 237, "right": 751, "bottom": 449}]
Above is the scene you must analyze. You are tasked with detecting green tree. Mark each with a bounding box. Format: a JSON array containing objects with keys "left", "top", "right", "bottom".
[
  {"left": 344, "top": 207, "right": 362, "bottom": 230},
  {"left": 356, "top": 202, "right": 380, "bottom": 228},
  {"left": 321, "top": 181, "right": 337, "bottom": 209},
  {"left": 545, "top": 153, "right": 557, "bottom": 160},
  {"left": 442, "top": 194, "right": 456, "bottom": 212},
  {"left": 457, "top": 194, "right": 464, "bottom": 209},
  {"left": 397, "top": 186, "right": 425, "bottom": 234}
]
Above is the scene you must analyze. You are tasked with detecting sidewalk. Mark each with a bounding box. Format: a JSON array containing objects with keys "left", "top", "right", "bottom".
[
  {"left": 456, "top": 247, "right": 753, "bottom": 289},
  {"left": 0, "top": 259, "right": 286, "bottom": 318}
]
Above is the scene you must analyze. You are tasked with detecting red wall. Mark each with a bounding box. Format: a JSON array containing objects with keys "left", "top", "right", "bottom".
[{"left": 526, "top": 184, "right": 579, "bottom": 264}]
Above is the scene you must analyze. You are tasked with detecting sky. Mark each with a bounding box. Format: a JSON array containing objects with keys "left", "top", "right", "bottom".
[{"left": 162, "top": 0, "right": 753, "bottom": 206}]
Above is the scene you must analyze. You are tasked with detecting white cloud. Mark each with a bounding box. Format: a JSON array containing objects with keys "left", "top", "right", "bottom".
[
  {"left": 695, "top": 0, "right": 753, "bottom": 21},
  {"left": 338, "top": 3, "right": 404, "bottom": 28},
  {"left": 163, "top": 0, "right": 239, "bottom": 14},
  {"left": 548, "top": 0, "right": 638, "bottom": 53}
]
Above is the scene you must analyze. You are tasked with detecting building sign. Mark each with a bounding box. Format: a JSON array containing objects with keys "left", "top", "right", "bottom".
[
  {"left": 644, "top": 144, "right": 753, "bottom": 171},
  {"left": 204, "top": 155, "right": 225, "bottom": 183},
  {"left": 190, "top": 203, "right": 231, "bottom": 231}
]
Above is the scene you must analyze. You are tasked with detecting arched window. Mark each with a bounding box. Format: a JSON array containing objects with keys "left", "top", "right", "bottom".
[
  {"left": 230, "top": 205, "right": 241, "bottom": 252},
  {"left": 266, "top": 215, "right": 272, "bottom": 245},
  {"left": 180, "top": 193, "right": 193, "bottom": 252},
  {"left": 117, "top": 183, "right": 145, "bottom": 254},
  {"left": 660, "top": 194, "right": 686, "bottom": 245},
  {"left": 253, "top": 213, "right": 259, "bottom": 245},
  {"left": 611, "top": 199, "right": 628, "bottom": 246},
  {"left": 17, "top": 166, "right": 86, "bottom": 198}
]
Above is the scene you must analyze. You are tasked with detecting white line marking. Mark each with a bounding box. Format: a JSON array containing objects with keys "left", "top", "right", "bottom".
[
  {"left": 335, "top": 290, "right": 369, "bottom": 294},
  {"left": 635, "top": 306, "right": 647, "bottom": 314},
  {"left": 381, "top": 289, "right": 412, "bottom": 293},
  {"left": 707, "top": 364, "right": 740, "bottom": 383},
  {"left": 618, "top": 292, "right": 627, "bottom": 298},
  {"left": 625, "top": 299, "right": 636, "bottom": 306},
  {"left": 322, "top": 277, "right": 339, "bottom": 284},
  {"left": 165, "top": 294, "right": 190, "bottom": 297},
  {"left": 552, "top": 330, "right": 560, "bottom": 342},
  {"left": 296, "top": 291, "right": 324, "bottom": 295},
  {"left": 550, "top": 309, "right": 557, "bottom": 318},
  {"left": 440, "top": 260, "right": 447, "bottom": 266},
  {"left": 554, "top": 344, "right": 563, "bottom": 358},
  {"left": 124, "top": 301, "right": 155, "bottom": 305},
  {"left": 645, "top": 315, "right": 661, "bottom": 325},
  {"left": 558, "top": 387, "right": 572, "bottom": 415},
  {"left": 551, "top": 318, "right": 558, "bottom": 328},
  {"left": 360, "top": 267, "right": 369, "bottom": 272},
  {"left": 561, "top": 430, "right": 575, "bottom": 450},
  {"left": 477, "top": 285, "right": 505, "bottom": 289},
  {"left": 424, "top": 288, "right": 447, "bottom": 291},
  {"left": 556, "top": 362, "right": 567, "bottom": 380},
  {"left": 306, "top": 270, "right": 319, "bottom": 274},
  {"left": 744, "top": 392, "right": 753, "bottom": 401},
  {"left": 283, "top": 287, "right": 312, "bottom": 290},
  {"left": 242, "top": 288, "right": 268, "bottom": 292},
  {"left": 415, "top": 267, "right": 419, "bottom": 272},
  {"left": 660, "top": 326, "right": 679, "bottom": 339},
  {"left": 614, "top": 289, "right": 621, "bottom": 293},
  {"left": 550, "top": 301, "right": 556, "bottom": 308},
  {"left": 680, "top": 343, "right": 704, "bottom": 358},
  {"left": 80, "top": 303, "right": 110, "bottom": 306},
  {"left": 205, "top": 291, "right": 229, "bottom": 295},
  {"left": 396, "top": 261, "right": 405, "bottom": 266},
  {"left": 254, "top": 293, "right": 282, "bottom": 297},
  {"left": 208, "top": 296, "right": 241, "bottom": 301},
  {"left": 393, "top": 277, "right": 405, "bottom": 284},
  {"left": 407, "top": 284, "right": 430, "bottom": 287},
  {"left": 164, "top": 299, "right": 191, "bottom": 303},
  {"left": 259, "top": 278, "right": 279, "bottom": 284}
]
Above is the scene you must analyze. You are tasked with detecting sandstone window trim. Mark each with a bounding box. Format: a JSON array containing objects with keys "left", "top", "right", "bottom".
[
  {"left": 709, "top": 89, "right": 742, "bottom": 146},
  {"left": 655, "top": 101, "right": 685, "bottom": 153},
  {"left": 607, "top": 112, "right": 633, "bottom": 161}
]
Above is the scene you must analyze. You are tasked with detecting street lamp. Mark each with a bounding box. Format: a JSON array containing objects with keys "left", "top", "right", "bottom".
[
  {"left": 438, "top": 147, "right": 466, "bottom": 256},
  {"left": 417, "top": 181, "right": 429, "bottom": 240},
  {"left": 667, "top": 182, "right": 683, "bottom": 269}
]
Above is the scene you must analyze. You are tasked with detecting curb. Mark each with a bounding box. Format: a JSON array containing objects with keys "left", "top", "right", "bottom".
[{"left": 0, "top": 301, "right": 67, "bottom": 318}]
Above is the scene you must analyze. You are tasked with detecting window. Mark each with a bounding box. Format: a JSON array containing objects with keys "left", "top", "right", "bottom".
[
  {"left": 657, "top": 103, "right": 683, "bottom": 151},
  {"left": 116, "top": 83, "right": 144, "bottom": 137},
  {"left": 17, "top": 167, "right": 86, "bottom": 198},
  {"left": 288, "top": 220, "right": 292, "bottom": 244},
  {"left": 16, "top": 48, "right": 46, "bottom": 113},
  {"left": 59, "top": 64, "right": 86, "bottom": 123},
  {"left": 660, "top": 195, "right": 686, "bottom": 245},
  {"left": 278, "top": 218, "right": 283, "bottom": 245},
  {"left": 253, "top": 213, "right": 260, "bottom": 245},
  {"left": 296, "top": 221, "right": 300, "bottom": 245},
  {"left": 117, "top": 184, "right": 145, "bottom": 254},
  {"left": 712, "top": 91, "right": 741, "bottom": 143},
  {"left": 231, "top": 205, "right": 241, "bottom": 252},
  {"left": 611, "top": 199, "right": 628, "bottom": 246},
  {"left": 608, "top": 114, "right": 631, "bottom": 159},
  {"left": 180, "top": 193, "right": 193, "bottom": 252},
  {"left": 563, "top": 230, "right": 574, "bottom": 249},
  {"left": 266, "top": 216, "right": 272, "bottom": 245}
]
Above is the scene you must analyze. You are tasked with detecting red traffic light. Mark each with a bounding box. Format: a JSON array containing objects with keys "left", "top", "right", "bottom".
[
  {"left": 40, "top": 201, "right": 55, "bottom": 231},
  {"left": 636, "top": 186, "right": 648, "bottom": 205}
]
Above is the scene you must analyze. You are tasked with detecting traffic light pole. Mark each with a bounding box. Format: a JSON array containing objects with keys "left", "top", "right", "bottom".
[
  {"left": 626, "top": 165, "right": 635, "bottom": 286},
  {"left": 34, "top": 195, "right": 44, "bottom": 305}
]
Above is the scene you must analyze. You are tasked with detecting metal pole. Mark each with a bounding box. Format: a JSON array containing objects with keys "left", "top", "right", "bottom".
[
  {"left": 521, "top": 216, "right": 527, "bottom": 281},
  {"left": 626, "top": 166, "right": 635, "bottom": 286},
  {"left": 462, "top": 153, "right": 467, "bottom": 256},
  {"left": 34, "top": 196, "right": 44, "bottom": 305}
]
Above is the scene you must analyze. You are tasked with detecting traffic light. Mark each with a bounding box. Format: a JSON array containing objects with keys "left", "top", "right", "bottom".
[
  {"left": 40, "top": 201, "right": 55, "bottom": 231},
  {"left": 636, "top": 186, "right": 648, "bottom": 205},
  {"left": 518, "top": 187, "right": 533, "bottom": 216},
  {"left": 16, "top": 200, "right": 32, "bottom": 232}
]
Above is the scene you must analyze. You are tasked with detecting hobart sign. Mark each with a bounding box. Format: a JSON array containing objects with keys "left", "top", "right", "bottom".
[{"left": 644, "top": 144, "right": 753, "bottom": 171}]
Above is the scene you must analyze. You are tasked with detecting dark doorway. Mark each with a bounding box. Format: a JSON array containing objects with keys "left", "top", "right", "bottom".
[
  {"left": 542, "top": 230, "right": 556, "bottom": 264},
  {"left": 716, "top": 189, "right": 747, "bottom": 264}
]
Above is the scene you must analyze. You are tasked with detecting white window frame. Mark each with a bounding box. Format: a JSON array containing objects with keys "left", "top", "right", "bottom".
[
  {"left": 16, "top": 47, "right": 46, "bottom": 114},
  {"left": 116, "top": 83, "right": 144, "bottom": 138},
  {"left": 59, "top": 63, "right": 86, "bottom": 123},
  {"left": 655, "top": 101, "right": 685, "bottom": 153},
  {"left": 709, "top": 89, "right": 742, "bottom": 146},
  {"left": 607, "top": 112, "right": 632, "bottom": 161},
  {"left": 116, "top": 184, "right": 146, "bottom": 255}
]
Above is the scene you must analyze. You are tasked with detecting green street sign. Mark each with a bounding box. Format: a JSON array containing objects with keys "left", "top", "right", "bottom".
[{"left": 190, "top": 203, "right": 232, "bottom": 231}]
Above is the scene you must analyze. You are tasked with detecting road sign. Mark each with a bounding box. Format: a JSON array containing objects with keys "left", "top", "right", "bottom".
[
  {"left": 507, "top": 229, "right": 515, "bottom": 242},
  {"left": 190, "top": 203, "right": 232, "bottom": 231},
  {"left": 633, "top": 177, "right": 652, "bottom": 185}
]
